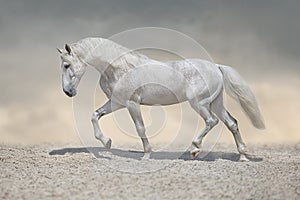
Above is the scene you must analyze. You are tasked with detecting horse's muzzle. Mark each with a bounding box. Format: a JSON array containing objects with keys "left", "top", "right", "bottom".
[{"left": 63, "top": 88, "right": 76, "bottom": 97}]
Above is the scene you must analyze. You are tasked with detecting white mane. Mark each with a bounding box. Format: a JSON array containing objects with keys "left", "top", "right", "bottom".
[{"left": 71, "top": 37, "right": 150, "bottom": 70}]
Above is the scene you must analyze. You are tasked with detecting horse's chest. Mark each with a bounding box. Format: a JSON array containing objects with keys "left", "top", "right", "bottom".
[{"left": 99, "top": 74, "right": 117, "bottom": 98}]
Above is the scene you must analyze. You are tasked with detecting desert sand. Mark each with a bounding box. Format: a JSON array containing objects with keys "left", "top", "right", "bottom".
[{"left": 1, "top": 143, "right": 299, "bottom": 200}]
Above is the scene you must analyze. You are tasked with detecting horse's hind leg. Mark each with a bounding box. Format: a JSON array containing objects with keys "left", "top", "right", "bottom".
[
  {"left": 91, "top": 100, "right": 124, "bottom": 149},
  {"left": 211, "top": 95, "right": 252, "bottom": 161},
  {"left": 189, "top": 98, "right": 219, "bottom": 158}
]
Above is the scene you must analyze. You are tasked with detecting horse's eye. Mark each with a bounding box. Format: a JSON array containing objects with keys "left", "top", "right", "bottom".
[{"left": 63, "top": 63, "right": 70, "bottom": 69}]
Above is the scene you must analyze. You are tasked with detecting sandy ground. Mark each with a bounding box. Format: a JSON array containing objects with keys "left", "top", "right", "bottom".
[{"left": 1, "top": 143, "right": 300, "bottom": 200}]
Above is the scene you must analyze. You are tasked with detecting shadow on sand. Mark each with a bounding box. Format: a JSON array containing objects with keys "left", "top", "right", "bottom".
[{"left": 49, "top": 147, "right": 262, "bottom": 162}]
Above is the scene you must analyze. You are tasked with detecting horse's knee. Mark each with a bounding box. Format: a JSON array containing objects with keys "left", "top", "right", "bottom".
[
  {"left": 91, "top": 110, "right": 105, "bottom": 122},
  {"left": 91, "top": 111, "right": 99, "bottom": 122},
  {"left": 135, "top": 123, "right": 146, "bottom": 135},
  {"left": 213, "top": 117, "right": 219, "bottom": 126},
  {"left": 227, "top": 121, "right": 239, "bottom": 133},
  {"left": 206, "top": 117, "right": 219, "bottom": 128}
]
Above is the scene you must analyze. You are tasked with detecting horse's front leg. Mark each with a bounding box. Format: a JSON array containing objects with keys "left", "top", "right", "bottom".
[
  {"left": 91, "top": 100, "right": 124, "bottom": 149},
  {"left": 126, "top": 100, "right": 152, "bottom": 153}
]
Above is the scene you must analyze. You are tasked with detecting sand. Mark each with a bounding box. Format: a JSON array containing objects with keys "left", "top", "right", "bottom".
[{"left": 1, "top": 143, "right": 300, "bottom": 200}]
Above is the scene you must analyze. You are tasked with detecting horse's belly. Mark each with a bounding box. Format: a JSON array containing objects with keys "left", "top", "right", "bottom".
[
  {"left": 113, "top": 65, "right": 188, "bottom": 105},
  {"left": 139, "top": 84, "right": 187, "bottom": 105}
]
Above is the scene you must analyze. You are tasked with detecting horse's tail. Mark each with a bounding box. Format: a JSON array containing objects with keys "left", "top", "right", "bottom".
[{"left": 218, "top": 65, "right": 265, "bottom": 129}]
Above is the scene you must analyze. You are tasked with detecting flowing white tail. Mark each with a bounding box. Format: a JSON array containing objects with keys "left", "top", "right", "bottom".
[{"left": 218, "top": 65, "right": 265, "bottom": 129}]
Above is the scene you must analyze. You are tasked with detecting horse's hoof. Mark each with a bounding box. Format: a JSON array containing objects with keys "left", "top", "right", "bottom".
[
  {"left": 239, "top": 154, "right": 250, "bottom": 162},
  {"left": 105, "top": 138, "right": 112, "bottom": 149},
  {"left": 245, "top": 153, "right": 256, "bottom": 159},
  {"left": 142, "top": 152, "right": 151, "bottom": 159},
  {"left": 191, "top": 148, "right": 201, "bottom": 159},
  {"left": 144, "top": 145, "right": 152, "bottom": 153}
]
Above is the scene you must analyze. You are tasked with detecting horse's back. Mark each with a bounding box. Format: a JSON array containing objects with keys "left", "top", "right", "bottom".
[
  {"left": 136, "top": 59, "right": 223, "bottom": 105},
  {"left": 166, "top": 59, "right": 223, "bottom": 101}
]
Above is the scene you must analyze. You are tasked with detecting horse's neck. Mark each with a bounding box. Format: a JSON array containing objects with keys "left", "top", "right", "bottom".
[
  {"left": 78, "top": 38, "right": 132, "bottom": 74},
  {"left": 77, "top": 37, "right": 155, "bottom": 78}
]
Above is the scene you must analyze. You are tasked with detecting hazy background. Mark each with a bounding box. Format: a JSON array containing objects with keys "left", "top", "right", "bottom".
[{"left": 0, "top": 0, "right": 299, "bottom": 146}]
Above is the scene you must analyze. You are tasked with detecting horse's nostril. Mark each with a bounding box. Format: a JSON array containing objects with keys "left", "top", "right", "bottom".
[{"left": 63, "top": 89, "right": 73, "bottom": 97}]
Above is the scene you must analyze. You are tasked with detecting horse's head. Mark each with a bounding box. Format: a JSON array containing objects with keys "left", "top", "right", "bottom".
[{"left": 57, "top": 44, "right": 87, "bottom": 97}]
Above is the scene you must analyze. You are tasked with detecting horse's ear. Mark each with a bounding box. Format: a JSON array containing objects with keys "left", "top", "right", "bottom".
[
  {"left": 56, "top": 48, "right": 63, "bottom": 54},
  {"left": 65, "top": 44, "right": 72, "bottom": 54}
]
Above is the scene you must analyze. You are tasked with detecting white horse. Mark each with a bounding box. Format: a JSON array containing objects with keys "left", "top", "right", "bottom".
[{"left": 57, "top": 37, "right": 265, "bottom": 161}]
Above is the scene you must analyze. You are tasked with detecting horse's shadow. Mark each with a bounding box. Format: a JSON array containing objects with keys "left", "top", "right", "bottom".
[{"left": 49, "top": 147, "right": 263, "bottom": 162}]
